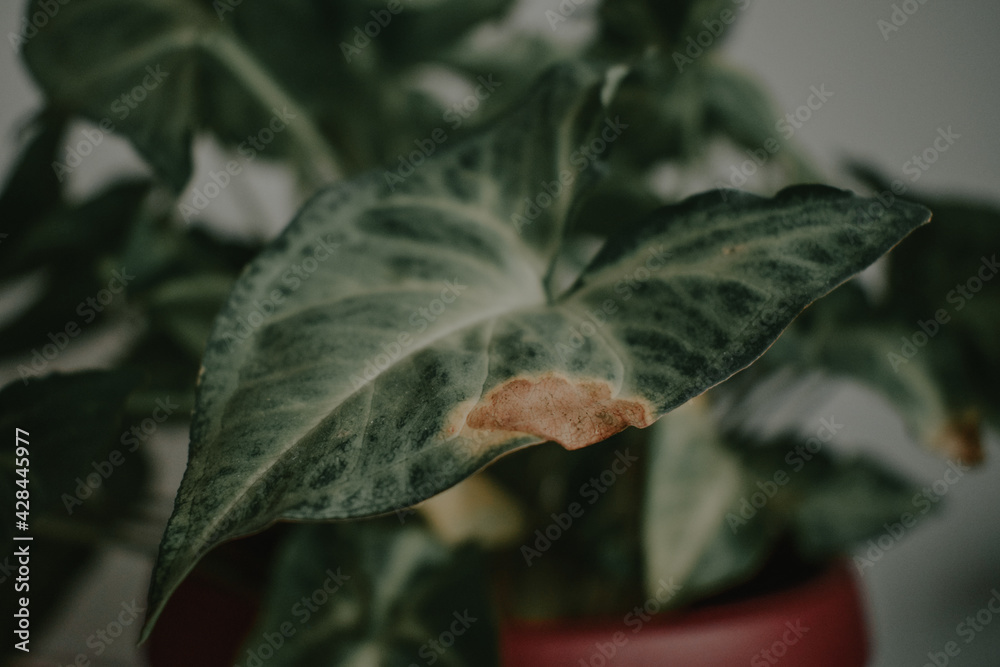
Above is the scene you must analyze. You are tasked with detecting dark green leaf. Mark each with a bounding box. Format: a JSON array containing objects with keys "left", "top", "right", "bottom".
[
  {"left": 0, "top": 180, "right": 149, "bottom": 355},
  {"left": 239, "top": 520, "right": 497, "bottom": 667},
  {"left": 642, "top": 400, "right": 775, "bottom": 604},
  {"left": 22, "top": 0, "right": 340, "bottom": 189},
  {"left": 594, "top": 0, "right": 735, "bottom": 59},
  {"left": 0, "top": 109, "right": 66, "bottom": 265}
]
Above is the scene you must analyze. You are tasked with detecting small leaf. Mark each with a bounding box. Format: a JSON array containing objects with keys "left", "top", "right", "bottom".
[
  {"left": 785, "top": 452, "right": 924, "bottom": 559},
  {"left": 742, "top": 272, "right": 989, "bottom": 462},
  {"left": 641, "top": 399, "right": 759, "bottom": 598},
  {"left": 22, "top": 0, "right": 202, "bottom": 190},
  {"left": 595, "top": 0, "right": 735, "bottom": 58},
  {"left": 143, "top": 63, "right": 930, "bottom": 637},
  {"left": 0, "top": 110, "right": 66, "bottom": 265},
  {"left": 701, "top": 63, "right": 820, "bottom": 183},
  {"left": 643, "top": 415, "right": 925, "bottom": 604},
  {"left": 238, "top": 520, "right": 498, "bottom": 667},
  {"left": 0, "top": 180, "right": 150, "bottom": 355}
]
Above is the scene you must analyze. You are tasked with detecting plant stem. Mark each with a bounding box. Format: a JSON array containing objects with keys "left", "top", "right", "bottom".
[{"left": 201, "top": 31, "right": 342, "bottom": 189}]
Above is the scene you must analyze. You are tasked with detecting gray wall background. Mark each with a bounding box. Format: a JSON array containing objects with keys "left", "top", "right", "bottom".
[{"left": 1, "top": 1, "right": 998, "bottom": 665}]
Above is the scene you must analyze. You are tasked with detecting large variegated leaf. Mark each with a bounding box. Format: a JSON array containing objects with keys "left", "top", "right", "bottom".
[{"left": 143, "top": 62, "right": 930, "bottom": 638}]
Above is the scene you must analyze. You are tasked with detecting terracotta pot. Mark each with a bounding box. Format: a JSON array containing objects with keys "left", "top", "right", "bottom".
[
  {"left": 149, "top": 539, "right": 867, "bottom": 667},
  {"left": 500, "top": 559, "right": 868, "bottom": 667}
]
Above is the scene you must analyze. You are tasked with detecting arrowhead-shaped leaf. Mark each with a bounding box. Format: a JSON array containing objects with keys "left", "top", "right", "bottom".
[
  {"left": 21, "top": 0, "right": 352, "bottom": 189},
  {"left": 143, "top": 63, "right": 930, "bottom": 638}
]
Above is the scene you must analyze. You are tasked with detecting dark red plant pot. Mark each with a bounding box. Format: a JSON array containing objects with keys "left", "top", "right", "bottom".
[
  {"left": 146, "top": 571, "right": 260, "bottom": 667},
  {"left": 500, "top": 559, "right": 869, "bottom": 667}
]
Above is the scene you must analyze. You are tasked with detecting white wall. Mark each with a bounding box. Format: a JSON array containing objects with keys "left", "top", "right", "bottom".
[{"left": 723, "top": 3, "right": 1000, "bottom": 665}]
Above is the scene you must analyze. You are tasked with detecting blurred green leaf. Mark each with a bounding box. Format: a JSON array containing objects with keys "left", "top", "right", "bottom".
[
  {"left": 642, "top": 399, "right": 775, "bottom": 605},
  {"left": 0, "top": 110, "right": 66, "bottom": 256},
  {"left": 240, "top": 520, "right": 498, "bottom": 667},
  {"left": 785, "top": 451, "right": 924, "bottom": 558},
  {"left": 0, "top": 180, "right": 149, "bottom": 355},
  {"left": 22, "top": 0, "right": 340, "bottom": 189},
  {"left": 146, "top": 271, "right": 237, "bottom": 358},
  {"left": 701, "top": 63, "right": 819, "bottom": 183},
  {"left": 644, "top": 424, "right": 924, "bottom": 605},
  {"left": 594, "top": 0, "right": 735, "bottom": 59},
  {"left": 22, "top": 0, "right": 530, "bottom": 187},
  {"left": 2, "top": 178, "right": 150, "bottom": 277}
]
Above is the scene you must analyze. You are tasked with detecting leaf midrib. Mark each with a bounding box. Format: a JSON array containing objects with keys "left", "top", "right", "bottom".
[{"left": 194, "top": 277, "right": 545, "bottom": 551}]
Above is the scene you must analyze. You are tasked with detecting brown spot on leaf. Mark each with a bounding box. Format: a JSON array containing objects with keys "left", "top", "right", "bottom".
[
  {"left": 465, "top": 374, "right": 653, "bottom": 450},
  {"left": 934, "top": 409, "right": 985, "bottom": 466}
]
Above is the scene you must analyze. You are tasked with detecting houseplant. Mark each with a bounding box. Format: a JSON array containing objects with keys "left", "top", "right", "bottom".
[{"left": 1, "top": 0, "right": 994, "bottom": 664}]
